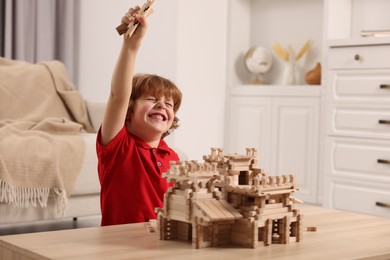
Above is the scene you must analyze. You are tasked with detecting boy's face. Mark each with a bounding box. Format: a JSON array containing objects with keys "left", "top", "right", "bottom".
[{"left": 129, "top": 93, "right": 175, "bottom": 139}]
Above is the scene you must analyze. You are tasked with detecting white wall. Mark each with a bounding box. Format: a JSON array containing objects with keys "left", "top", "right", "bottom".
[
  {"left": 173, "top": 0, "right": 228, "bottom": 161},
  {"left": 77, "top": 0, "right": 228, "bottom": 161},
  {"left": 77, "top": 0, "right": 178, "bottom": 101}
]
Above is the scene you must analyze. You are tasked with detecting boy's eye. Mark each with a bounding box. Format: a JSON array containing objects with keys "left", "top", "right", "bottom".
[{"left": 165, "top": 102, "right": 173, "bottom": 108}]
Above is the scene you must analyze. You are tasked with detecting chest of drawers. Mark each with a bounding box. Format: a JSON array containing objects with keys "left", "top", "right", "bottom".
[{"left": 323, "top": 43, "right": 390, "bottom": 218}]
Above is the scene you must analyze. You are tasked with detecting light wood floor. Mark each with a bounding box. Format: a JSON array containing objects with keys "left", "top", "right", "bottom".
[{"left": 0, "top": 215, "right": 101, "bottom": 236}]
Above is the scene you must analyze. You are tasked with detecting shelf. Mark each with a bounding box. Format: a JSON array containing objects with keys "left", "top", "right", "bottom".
[
  {"left": 227, "top": 0, "right": 323, "bottom": 87},
  {"left": 327, "top": 37, "right": 390, "bottom": 48},
  {"left": 228, "top": 85, "right": 321, "bottom": 97}
]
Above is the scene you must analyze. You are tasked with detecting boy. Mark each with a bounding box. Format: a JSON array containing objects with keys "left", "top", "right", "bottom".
[{"left": 96, "top": 5, "right": 182, "bottom": 226}]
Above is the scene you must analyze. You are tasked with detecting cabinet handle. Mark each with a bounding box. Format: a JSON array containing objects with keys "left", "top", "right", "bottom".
[
  {"left": 379, "top": 119, "right": 390, "bottom": 125},
  {"left": 377, "top": 159, "right": 390, "bottom": 164},
  {"left": 376, "top": 202, "right": 390, "bottom": 208},
  {"left": 354, "top": 54, "right": 360, "bottom": 61},
  {"left": 380, "top": 84, "right": 390, "bottom": 89}
]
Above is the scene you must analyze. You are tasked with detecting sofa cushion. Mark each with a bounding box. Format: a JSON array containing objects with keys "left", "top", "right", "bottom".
[{"left": 71, "top": 133, "right": 100, "bottom": 195}]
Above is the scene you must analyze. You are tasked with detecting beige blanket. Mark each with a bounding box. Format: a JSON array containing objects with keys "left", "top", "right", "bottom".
[{"left": 0, "top": 57, "right": 95, "bottom": 214}]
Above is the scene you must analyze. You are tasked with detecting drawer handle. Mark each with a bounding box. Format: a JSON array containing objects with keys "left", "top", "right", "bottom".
[
  {"left": 379, "top": 119, "right": 390, "bottom": 125},
  {"left": 380, "top": 84, "right": 390, "bottom": 89},
  {"left": 376, "top": 202, "right": 390, "bottom": 208},
  {"left": 354, "top": 54, "right": 360, "bottom": 61},
  {"left": 377, "top": 159, "right": 390, "bottom": 164}
]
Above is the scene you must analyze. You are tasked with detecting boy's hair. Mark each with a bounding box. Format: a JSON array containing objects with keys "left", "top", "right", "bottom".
[{"left": 127, "top": 73, "right": 182, "bottom": 138}]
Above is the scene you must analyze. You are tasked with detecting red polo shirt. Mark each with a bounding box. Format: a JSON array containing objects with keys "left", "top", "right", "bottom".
[{"left": 96, "top": 126, "right": 179, "bottom": 226}]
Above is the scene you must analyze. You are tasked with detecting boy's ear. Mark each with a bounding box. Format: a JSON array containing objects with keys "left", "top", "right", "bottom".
[
  {"left": 125, "top": 108, "right": 133, "bottom": 121},
  {"left": 161, "top": 116, "right": 180, "bottom": 139}
]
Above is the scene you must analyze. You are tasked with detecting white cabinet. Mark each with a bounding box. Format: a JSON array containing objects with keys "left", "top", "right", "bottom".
[
  {"left": 322, "top": 0, "right": 390, "bottom": 217},
  {"left": 225, "top": 0, "right": 323, "bottom": 204},
  {"left": 225, "top": 87, "right": 321, "bottom": 204}
]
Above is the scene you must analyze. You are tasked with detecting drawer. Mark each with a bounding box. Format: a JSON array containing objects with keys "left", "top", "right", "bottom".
[
  {"left": 328, "top": 70, "right": 390, "bottom": 102},
  {"left": 326, "top": 104, "right": 390, "bottom": 139},
  {"left": 325, "top": 137, "right": 390, "bottom": 181},
  {"left": 328, "top": 45, "right": 390, "bottom": 69},
  {"left": 323, "top": 178, "right": 390, "bottom": 219}
]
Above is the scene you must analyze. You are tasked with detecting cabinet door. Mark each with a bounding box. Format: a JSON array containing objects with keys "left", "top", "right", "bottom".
[
  {"left": 271, "top": 98, "right": 320, "bottom": 204},
  {"left": 226, "top": 96, "right": 272, "bottom": 170}
]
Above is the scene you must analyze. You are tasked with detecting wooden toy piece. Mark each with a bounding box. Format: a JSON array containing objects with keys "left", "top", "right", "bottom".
[
  {"left": 290, "top": 196, "right": 304, "bottom": 204},
  {"left": 306, "top": 226, "right": 317, "bottom": 232},
  {"left": 116, "top": 0, "right": 155, "bottom": 38},
  {"left": 145, "top": 219, "right": 157, "bottom": 233},
  {"left": 156, "top": 148, "right": 303, "bottom": 249}
]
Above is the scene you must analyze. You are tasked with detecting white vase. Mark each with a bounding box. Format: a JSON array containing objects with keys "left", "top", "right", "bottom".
[{"left": 281, "top": 60, "right": 300, "bottom": 85}]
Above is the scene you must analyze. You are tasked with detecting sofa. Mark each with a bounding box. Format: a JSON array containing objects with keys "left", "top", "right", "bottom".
[{"left": 0, "top": 58, "right": 104, "bottom": 225}]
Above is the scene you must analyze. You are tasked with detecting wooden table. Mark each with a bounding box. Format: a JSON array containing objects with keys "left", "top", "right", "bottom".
[{"left": 1, "top": 206, "right": 390, "bottom": 260}]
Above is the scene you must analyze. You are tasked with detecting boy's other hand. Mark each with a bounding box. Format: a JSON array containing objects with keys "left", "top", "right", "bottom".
[{"left": 121, "top": 5, "right": 153, "bottom": 42}]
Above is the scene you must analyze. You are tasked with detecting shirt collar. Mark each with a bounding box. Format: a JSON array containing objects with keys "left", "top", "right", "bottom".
[{"left": 131, "top": 133, "right": 171, "bottom": 154}]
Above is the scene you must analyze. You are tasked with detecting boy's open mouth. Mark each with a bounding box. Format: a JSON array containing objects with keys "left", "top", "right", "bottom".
[{"left": 149, "top": 113, "right": 167, "bottom": 121}]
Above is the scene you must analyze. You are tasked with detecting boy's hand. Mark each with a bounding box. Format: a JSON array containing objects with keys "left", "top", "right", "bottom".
[
  {"left": 117, "top": 0, "right": 154, "bottom": 39},
  {"left": 118, "top": 6, "right": 150, "bottom": 49},
  {"left": 123, "top": 6, "right": 148, "bottom": 38}
]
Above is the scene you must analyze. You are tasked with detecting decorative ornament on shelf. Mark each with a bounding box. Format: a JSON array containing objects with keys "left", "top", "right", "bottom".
[
  {"left": 244, "top": 46, "right": 273, "bottom": 85},
  {"left": 305, "top": 62, "right": 321, "bottom": 85},
  {"left": 272, "top": 39, "right": 312, "bottom": 85}
]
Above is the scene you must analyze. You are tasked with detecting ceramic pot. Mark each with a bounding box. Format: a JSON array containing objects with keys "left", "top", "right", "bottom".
[{"left": 305, "top": 62, "right": 321, "bottom": 85}]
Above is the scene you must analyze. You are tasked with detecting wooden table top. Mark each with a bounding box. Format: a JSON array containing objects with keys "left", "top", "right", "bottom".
[{"left": 1, "top": 205, "right": 390, "bottom": 260}]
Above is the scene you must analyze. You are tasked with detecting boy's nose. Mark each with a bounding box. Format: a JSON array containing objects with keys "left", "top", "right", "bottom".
[{"left": 155, "top": 101, "right": 166, "bottom": 109}]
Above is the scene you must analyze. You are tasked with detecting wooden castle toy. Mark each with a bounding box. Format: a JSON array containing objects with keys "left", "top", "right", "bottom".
[{"left": 156, "top": 148, "right": 302, "bottom": 249}]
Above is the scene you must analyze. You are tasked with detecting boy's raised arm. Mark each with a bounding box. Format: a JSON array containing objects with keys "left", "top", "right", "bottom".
[{"left": 100, "top": 7, "right": 149, "bottom": 146}]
